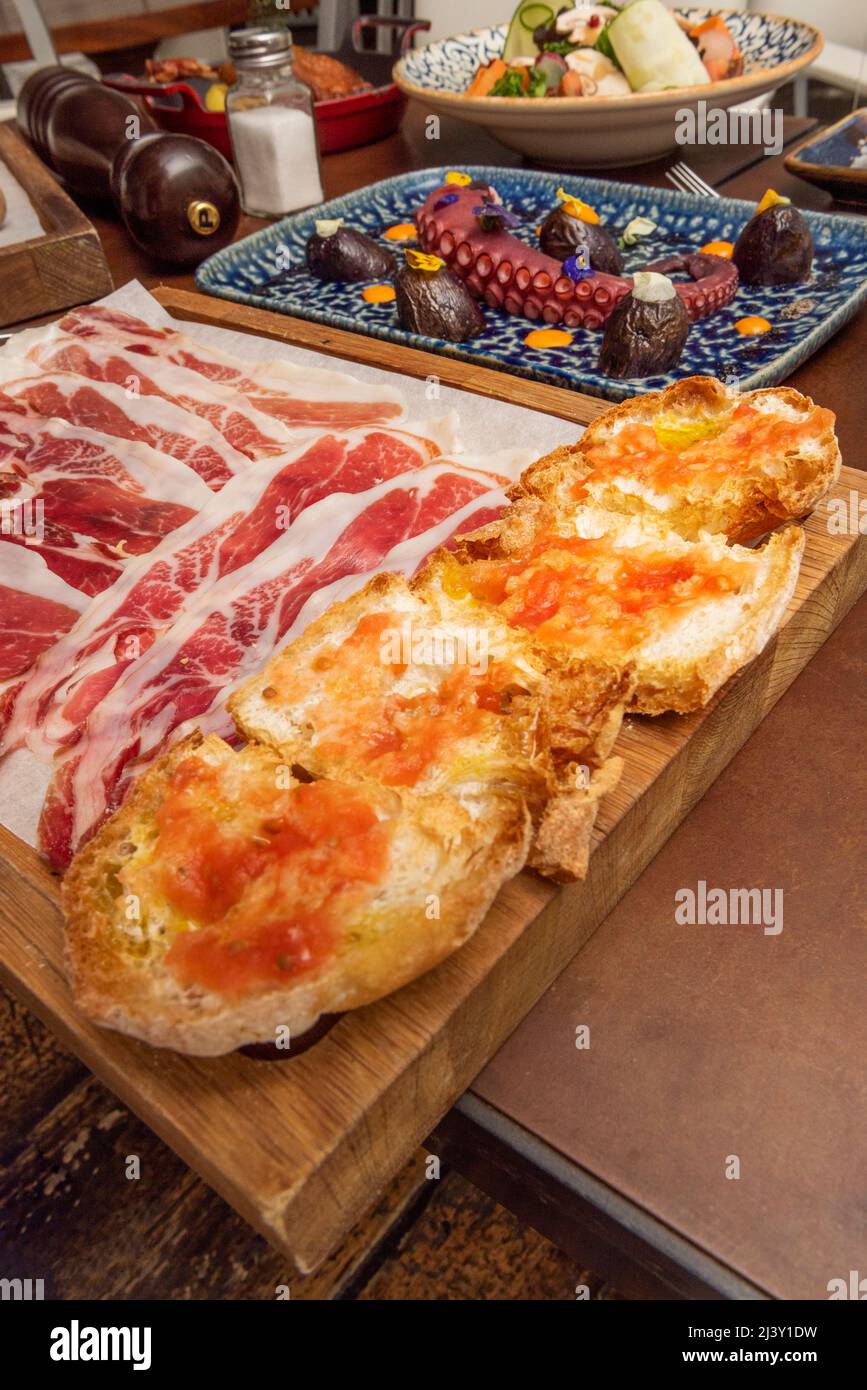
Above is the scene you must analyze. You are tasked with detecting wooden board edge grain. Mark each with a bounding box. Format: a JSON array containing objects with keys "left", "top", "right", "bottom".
[
  {"left": 0, "top": 123, "right": 113, "bottom": 325},
  {"left": 151, "top": 286, "right": 610, "bottom": 428}
]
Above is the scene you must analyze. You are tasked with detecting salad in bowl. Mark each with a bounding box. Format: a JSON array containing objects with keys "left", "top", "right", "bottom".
[
  {"left": 466, "top": 1, "right": 744, "bottom": 100},
  {"left": 393, "top": 3, "right": 822, "bottom": 167}
]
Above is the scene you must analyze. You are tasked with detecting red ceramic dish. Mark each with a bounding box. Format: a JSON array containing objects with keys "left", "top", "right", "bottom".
[{"left": 103, "top": 17, "right": 429, "bottom": 162}]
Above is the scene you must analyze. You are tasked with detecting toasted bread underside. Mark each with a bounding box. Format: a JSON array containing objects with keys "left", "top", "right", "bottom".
[
  {"left": 63, "top": 733, "right": 530, "bottom": 1055},
  {"left": 514, "top": 377, "right": 840, "bottom": 544},
  {"left": 423, "top": 503, "right": 805, "bottom": 715}
]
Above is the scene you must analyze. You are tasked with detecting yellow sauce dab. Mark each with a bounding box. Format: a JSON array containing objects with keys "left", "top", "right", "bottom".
[
  {"left": 700, "top": 240, "right": 734, "bottom": 258},
  {"left": 524, "top": 328, "right": 574, "bottom": 350},
  {"left": 735, "top": 316, "right": 772, "bottom": 336},
  {"left": 383, "top": 223, "right": 418, "bottom": 241},
  {"left": 362, "top": 284, "right": 396, "bottom": 304},
  {"left": 653, "top": 415, "right": 729, "bottom": 451}
]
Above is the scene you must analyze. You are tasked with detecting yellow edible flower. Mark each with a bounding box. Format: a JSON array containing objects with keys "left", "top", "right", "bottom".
[
  {"left": 406, "top": 249, "right": 445, "bottom": 273},
  {"left": 556, "top": 187, "right": 599, "bottom": 224},
  {"left": 756, "top": 188, "right": 791, "bottom": 215}
]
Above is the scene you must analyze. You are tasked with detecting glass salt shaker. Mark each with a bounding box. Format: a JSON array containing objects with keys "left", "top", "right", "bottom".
[{"left": 226, "top": 26, "right": 324, "bottom": 218}]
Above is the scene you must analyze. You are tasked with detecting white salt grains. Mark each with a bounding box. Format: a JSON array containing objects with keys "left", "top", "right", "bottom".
[{"left": 228, "top": 105, "right": 324, "bottom": 217}]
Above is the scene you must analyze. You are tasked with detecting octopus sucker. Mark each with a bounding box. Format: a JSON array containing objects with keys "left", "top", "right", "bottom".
[{"left": 416, "top": 184, "right": 739, "bottom": 330}]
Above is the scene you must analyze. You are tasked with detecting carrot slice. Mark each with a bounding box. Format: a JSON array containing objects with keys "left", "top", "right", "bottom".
[{"left": 465, "top": 58, "right": 507, "bottom": 97}]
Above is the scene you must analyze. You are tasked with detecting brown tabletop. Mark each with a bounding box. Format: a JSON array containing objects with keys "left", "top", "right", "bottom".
[{"left": 9, "top": 103, "right": 867, "bottom": 1299}]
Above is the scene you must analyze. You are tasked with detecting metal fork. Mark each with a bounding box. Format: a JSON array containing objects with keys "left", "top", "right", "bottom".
[{"left": 666, "top": 161, "right": 720, "bottom": 198}]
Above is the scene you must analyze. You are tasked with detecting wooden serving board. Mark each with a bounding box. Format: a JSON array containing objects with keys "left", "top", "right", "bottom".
[
  {"left": 1, "top": 290, "right": 866, "bottom": 1278},
  {"left": 0, "top": 123, "right": 113, "bottom": 328}
]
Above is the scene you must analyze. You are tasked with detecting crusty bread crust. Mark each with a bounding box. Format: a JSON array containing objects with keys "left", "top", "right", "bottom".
[
  {"left": 513, "top": 376, "right": 840, "bottom": 545},
  {"left": 63, "top": 733, "right": 531, "bottom": 1055}
]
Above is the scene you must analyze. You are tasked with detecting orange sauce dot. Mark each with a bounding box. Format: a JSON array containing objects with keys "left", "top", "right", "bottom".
[
  {"left": 524, "top": 328, "right": 573, "bottom": 350},
  {"left": 362, "top": 284, "right": 396, "bottom": 304},
  {"left": 700, "top": 240, "right": 735, "bottom": 258},
  {"left": 734, "top": 315, "right": 772, "bottom": 336},
  {"left": 383, "top": 223, "right": 418, "bottom": 241}
]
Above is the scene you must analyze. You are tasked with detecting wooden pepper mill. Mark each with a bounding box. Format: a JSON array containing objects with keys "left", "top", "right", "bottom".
[{"left": 18, "top": 67, "right": 241, "bottom": 268}]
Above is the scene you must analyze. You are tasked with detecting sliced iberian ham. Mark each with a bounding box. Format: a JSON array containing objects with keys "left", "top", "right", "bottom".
[
  {"left": 5, "top": 337, "right": 308, "bottom": 461},
  {"left": 17, "top": 304, "right": 407, "bottom": 431},
  {"left": 0, "top": 421, "right": 466, "bottom": 764},
  {"left": 0, "top": 368, "right": 249, "bottom": 489},
  {"left": 0, "top": 410, "right": 211, "bottom": 597},
  {"left": 37, "top": 459, "right": 512, "bottom": 869},
  {"left": 0, "top": 544, "right": 87, "bottom": 681}
]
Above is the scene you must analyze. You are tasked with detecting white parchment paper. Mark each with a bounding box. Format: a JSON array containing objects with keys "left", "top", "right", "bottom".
[{"left": 0, "top": 280, "right": 583, "bottom": 849}]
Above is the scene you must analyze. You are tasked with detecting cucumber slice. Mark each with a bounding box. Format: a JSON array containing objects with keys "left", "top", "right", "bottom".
[{"left": 502, "top": 2, "right": 554, "bottom": 62}]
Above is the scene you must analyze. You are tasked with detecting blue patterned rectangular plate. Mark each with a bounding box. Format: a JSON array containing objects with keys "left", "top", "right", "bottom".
[{"left": 196, "top": 165, "right": 867, "bottom": 404}]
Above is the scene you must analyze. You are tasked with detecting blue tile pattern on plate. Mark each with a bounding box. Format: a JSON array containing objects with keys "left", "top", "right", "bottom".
[
  {"left": 196, "top": 164, "right": 867, "bottom": 404},
  {"left": 399, "top": 9, "right": 818, "bottom": 94},
  {"left": 795, "top": 113, "right": 867, "bottom": 171}
]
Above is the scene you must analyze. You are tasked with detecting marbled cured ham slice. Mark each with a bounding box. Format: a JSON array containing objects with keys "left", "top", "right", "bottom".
[
  {"left": 0, "top": 544, "right": 87, "bottom": 680},
  {"left": 23, "top": 304, "right": 407, "bottom": 430},
  {"left": 0, "top": 368, "right": 248, "bottom": 488},
  {"left": 0, "top": 411, "right": 211, "bottom": 596},
  {"left": 2, "top": 335, "right": 302, "bottom": 461}
]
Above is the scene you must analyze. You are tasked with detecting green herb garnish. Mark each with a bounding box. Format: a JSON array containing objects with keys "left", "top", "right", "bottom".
[{"left": 490, "top": 68, "right": 529, "bottom": 97}]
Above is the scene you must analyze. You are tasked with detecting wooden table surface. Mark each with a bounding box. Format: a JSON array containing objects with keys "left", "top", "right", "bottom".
[{"left": 5, "top": 103, "right": 866, "bottom": 1300}]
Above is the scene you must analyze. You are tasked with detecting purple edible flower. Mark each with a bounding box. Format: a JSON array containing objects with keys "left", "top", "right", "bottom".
[
  {"left": 473, "top": 205, "right": 519, "bottom": 232},
  {"left": 563, "top": 251, "right": 592, "bottom": 282},
  {"left": 433, "top": 193, "right": 459, "bottom": 210}
]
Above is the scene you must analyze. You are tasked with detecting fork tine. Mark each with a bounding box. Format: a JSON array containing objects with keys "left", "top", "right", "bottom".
[
  {"left": 678, "top": 163, "right": 720, "bottom": 198},
  {"left": 665, "top": 167, "right": 691, "bottom": 195},
  {"left": 690, "top": 168, "right": 719, "bottom": 199},
  {"left": 673, "top": 163, "right": 707, "bottom": 196}
]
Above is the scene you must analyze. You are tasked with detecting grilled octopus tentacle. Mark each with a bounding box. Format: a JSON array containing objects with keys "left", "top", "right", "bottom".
[{"left": 415, "top": 185, "right": 738, "bottom": 327}]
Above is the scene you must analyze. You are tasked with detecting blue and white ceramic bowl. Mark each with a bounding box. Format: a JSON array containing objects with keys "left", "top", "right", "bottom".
[
  {"left": 196, "top": 165, "right": 867, "bottom": 406},
  {"left": 393, "top": 8, "right": 822, "bottom": 167}
]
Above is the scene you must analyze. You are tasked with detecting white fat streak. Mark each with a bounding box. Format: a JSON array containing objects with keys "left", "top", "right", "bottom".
[
  {"left": 49, "top": 306, "right": 409, "bottom": 413},
  {"left": 0, "top": 359, "right": 251, "bottom": 478},
  {"left": 0, "top": 413, "right": 213, "bottom": 511},
  {"left": 66, "top": 467, "right": 508, "bottom": 847},
  {"left": 0, "top": 540, "right": 89, "bottom": 611}
]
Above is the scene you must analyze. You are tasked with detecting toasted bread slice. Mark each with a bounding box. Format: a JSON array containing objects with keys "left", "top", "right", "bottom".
[
  {"left": 515, "top": 377, "right": 839, "bottom": 544},
  {"left": 63, "top": 732, "right": 530, "bottom": 1055},
  {"left": 423, "top": 501, "right": 804, "bottom": 715},
  {"left": 229, "top": 571, "right": 630, "bottom": 880}
]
